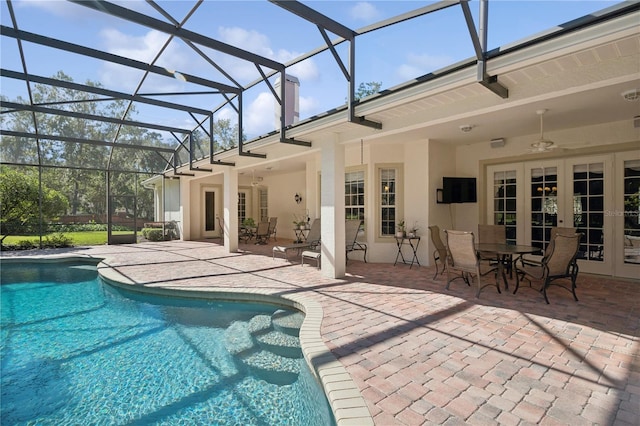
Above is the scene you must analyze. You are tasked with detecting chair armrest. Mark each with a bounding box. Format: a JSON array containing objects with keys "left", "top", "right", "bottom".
[{"left": 517, "top": 257, "right": 543, "bottom": 268}]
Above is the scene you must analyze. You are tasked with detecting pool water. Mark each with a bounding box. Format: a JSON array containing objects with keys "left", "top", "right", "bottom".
[{"left": 1, "top": 261, "right": 335, "bottom": 425}]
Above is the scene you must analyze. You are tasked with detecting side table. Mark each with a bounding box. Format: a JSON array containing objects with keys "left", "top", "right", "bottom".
[
  {"left": 293, "top": 228, "right": 309, "bottom": 244},
  {"left": 394, "top": 236, "right": 421, "bottom": 268}
]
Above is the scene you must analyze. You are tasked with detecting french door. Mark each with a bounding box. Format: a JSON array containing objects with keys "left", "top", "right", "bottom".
[{"left": 488, "top": 152, "right": 639, "bottom": 277}]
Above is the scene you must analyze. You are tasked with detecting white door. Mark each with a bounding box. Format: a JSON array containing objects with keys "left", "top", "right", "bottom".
[
  {"left": 564, "top": 155, "right": 613, "bottom": 275},
  {"left": 615, "top": 151, "right": 640, "bottom": 278},
  {"left": 202, "top": 187, "right": 221, "bottom": 238},
  {"left": 524, "top": 160, "right": 567, "bottom": 251}
]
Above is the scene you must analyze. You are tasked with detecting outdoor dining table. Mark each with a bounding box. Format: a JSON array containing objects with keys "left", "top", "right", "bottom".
[{"left": 475, "top": 243, "right": 542, "bottom": 290}]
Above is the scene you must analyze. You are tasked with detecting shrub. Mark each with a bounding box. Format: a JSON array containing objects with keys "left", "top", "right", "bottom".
[
  {"left": 43, "top": 233, "right": 73, "bottom": 248},
  {"left": 48, "top": 223, "right": 107, "bottom": 233},
  {"left": 17, "top": 239, "right": 37, "bottom": 250},
  {"left": 142, "top": 228, "right": 164, "bottom": 241}
]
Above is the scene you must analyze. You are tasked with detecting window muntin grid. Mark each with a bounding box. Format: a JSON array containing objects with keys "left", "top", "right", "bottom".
[
  {"left": 380, "top": 168, "right": 397, "bottom": 236},
  {"left": 493, "top": 170, "right": 517, "bottom": 244},
  {"left": 345, "top": 170, "right": 365, "bottom": 222}
]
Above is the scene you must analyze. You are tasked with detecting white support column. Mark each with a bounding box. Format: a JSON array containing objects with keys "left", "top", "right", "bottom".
[
  {"left": 320, "top": 139, "right": 346, "bottom": 278},
  {"left": 306, "top": 158, "right": 318, "bottom": 220},
  {"left": 179, "top": 177, "right": 191, "bottom": 240},
  {"left": 223, "top": 168, "right": 239, "bottom": 252}
]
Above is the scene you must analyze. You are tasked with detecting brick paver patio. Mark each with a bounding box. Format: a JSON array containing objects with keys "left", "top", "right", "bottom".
[{"left": 3, "top": 239, "right": 638, "bottom": 425}]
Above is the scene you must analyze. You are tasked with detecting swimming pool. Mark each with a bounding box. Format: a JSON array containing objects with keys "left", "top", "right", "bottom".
[{"left": 1, "top": 260, "right": 335, "bottom": 425}]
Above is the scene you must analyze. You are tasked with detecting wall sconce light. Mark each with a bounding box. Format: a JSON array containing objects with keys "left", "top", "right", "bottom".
[
  {"left": 621, "top": 89, "right": 640, "bottom": 102},
  {"left": 294, "top": 193, "right": 302, "bottom": 204},
  {"left": 459, "top": 124, "right": 474, "bottom": 133}
]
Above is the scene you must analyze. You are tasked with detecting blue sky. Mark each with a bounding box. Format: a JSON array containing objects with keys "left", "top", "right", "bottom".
[{"left": 1, "top": 0, "right": 623, "bottom": 140}]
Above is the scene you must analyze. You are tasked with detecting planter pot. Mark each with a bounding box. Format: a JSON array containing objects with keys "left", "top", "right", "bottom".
[{"left": 396, "top": 231, "right": 405, "bottom": 238}]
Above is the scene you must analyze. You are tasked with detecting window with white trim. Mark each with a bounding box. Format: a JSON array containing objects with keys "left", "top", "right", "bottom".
[
  {"left": 380, "top": 168, "right": 397, "bottom": 236},
  {"left": 345, "top": 170, "right": 365, "bottom": 221}
]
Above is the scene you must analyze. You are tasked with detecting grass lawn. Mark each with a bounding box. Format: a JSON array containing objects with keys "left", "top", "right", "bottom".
[{"left": 2, "top": 231, "right": 134, "bottom": 247}]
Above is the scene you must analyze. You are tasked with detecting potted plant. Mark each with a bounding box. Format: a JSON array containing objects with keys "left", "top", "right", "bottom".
[
  {"left": 408, "top": 222, "right": 419, "bottom": 238},
  {"left": 396, "top": 220, "right": 406, "bottom": 238},
  {"left": 242, "top": 218, "right": 256, "bottom": 228}
]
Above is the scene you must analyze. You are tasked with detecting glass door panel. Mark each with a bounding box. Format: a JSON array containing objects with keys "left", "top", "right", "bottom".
[
  {"left": 572, "top": 162, "right": 604, "bottom": 261},
  {"left": 493, "top": 170, "right": 517, "bottom": 244},
  {"left": 614, "top": 152, "right": 640, "bottom": 278},
  {"left": 487, "top": 164, "right": 524, "bottom": 244},
  {"left": 623, "top": 159, "right": 640, "bottom": 264},
  {"left": 564, "top": 155, "right": 612, "bottom": 275},
  {"left": 530, "top": 166, "right": 559, "bottom": 252}
]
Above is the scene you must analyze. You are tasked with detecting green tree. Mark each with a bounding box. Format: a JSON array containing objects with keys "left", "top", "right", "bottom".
[
  {"left": 212, "top": 118, "right": 244, "bottom": 150},
  {"left": 357, "top": 81, "right": 382, "bottom": 100},
  {"left": 0, "top": 167, "right": 68, "bottom": 243},
  {"left": 1, "top": 71, "right": 173, "bottom": 221}
]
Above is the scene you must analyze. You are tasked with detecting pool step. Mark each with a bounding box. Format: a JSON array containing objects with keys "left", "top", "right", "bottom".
[
  {"left": 256, "top": 330, "right": 302, "bottom": 358},
  {"left": 223, "top": 310, "right": 304, "bottom": 385},
  {"left": 271, "top": 310, "right": 304, "bottom": 336},
  {"left": 241, "top": 350, "right": 301, "bottom": 385}
]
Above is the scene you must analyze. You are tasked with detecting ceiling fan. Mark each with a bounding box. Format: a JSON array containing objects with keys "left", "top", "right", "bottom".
[{"left": 528, "top": 109, "right": 557, "bottom": 153}]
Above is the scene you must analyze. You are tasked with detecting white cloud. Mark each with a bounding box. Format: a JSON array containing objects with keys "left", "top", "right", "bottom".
[
  {"left": 287, "top": 58, "right": 319, "bottom": 82},
  {"left": 349, "top": 2, "right": 380, "bottom": 21},
  {"left": 15, "top": 0, "right": 94, "bottom": 18},
  {"left": 245, "top": 92, "right": 277, "bottom": 136},
  {"left": 216, "top": 107, "right": 237, "bottom": 123},
  {"left": 98, "top": 28, "right": 188, "bottom": 92},
  {"left": 299, "top": 95, "right": 320, "bottom": 117},
  {"left": 215, "top": 27, "right": 320, "bottom": 85},
  {"left": 396, "top": 52, "right": 453, "bottom": 81},
  {"left": 218, "top": 26, "right": 274, "bottom": 58}
]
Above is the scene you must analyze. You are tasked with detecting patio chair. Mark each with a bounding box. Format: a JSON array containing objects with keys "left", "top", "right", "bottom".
[
  {"left": 521, "top": 227, "right": 577, "bottom": 265},
  {"left": 253, "top": 221, "right": 270, "bottom": 245},
  {"left": 267, "top": 217, "right": 278, "bottom": 241},
  {"left": 477, "top": 224, "right": 510, "bottom": 277},
  {"left": 444, "top": 230, "right": 501, "bottom": 298},
  {"left": 273, "top": 219, "right": 321, "bottom": 260},
  {"left": 514, "top": 232, "right": 581, "bottom": 304},
  {"left": 301, "top": 244, "right": 321, "bottom": 269},
  {"left": 428, "top": 225, "right": 448, "bottom": 279},
  {"left": 345, "top": 219, "right": 367, "bottom": 264}
]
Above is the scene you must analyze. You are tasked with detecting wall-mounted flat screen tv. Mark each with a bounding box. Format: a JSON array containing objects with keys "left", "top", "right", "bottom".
[{"left": 442, "top": 177, "right": 477, "bottom": 203}]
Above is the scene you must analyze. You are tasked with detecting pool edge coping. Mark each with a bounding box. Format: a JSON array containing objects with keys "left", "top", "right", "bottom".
[{"left": 2, "top": 254, "right": 374, "bottom": 426}]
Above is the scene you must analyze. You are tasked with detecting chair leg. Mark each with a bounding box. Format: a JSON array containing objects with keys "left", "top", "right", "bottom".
[
  {"left": 433, "top": 254, "right": 439, "bottom": 280},
  {"left": 542, "top": 278, "right": 551, "bottom": 304}
]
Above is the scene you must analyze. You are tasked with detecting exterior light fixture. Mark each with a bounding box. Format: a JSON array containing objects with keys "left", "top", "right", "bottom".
[
  {"left": 621, "top": 89, "right": 640, "bottom": 102},
  {"left": 459, "top": 124, "right": 474, "bottom": 133},
  {"left": 528, "top": 109, "right": 557, "bottom": 153}
]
